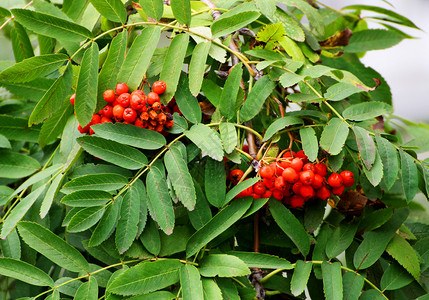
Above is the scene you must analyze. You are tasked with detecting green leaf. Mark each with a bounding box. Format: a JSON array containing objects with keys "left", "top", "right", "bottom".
[
  {"left": 12, "top": 9, "right": 92, "bottom": 42},
  {"left": 117, "top": 27, "right": 161, "bottom": 90},
  {"left": 324, "top": 82, "right": 363, "bottom": 101},
  {"left": 219, "top": 123, "right": 237, "bottom": 154},
  {"left": 363, "top": 150, "right": 384, "bottom": 186},
  {"left": 219, "top": 63, "right": 243, "bottom": 120},
  {"left": 61, "top": 173, "right": 128, "bottom": 194},
  {"left": 89, "top": 197, "right": 122, "bottom": 247},
  {"left": 268, "top": 198, "right": 311, "bottom": 256},
  {"left": 128, "top": 291, "right": 175, "bottom": 300},
  {"left": 359, "top": 289, "right": 386, "bottom": 300},
  {"left": 353, "top": 208, "right": 408, "bottom": 270},
  {"left": 279, "top": 72, "right": 304, "bottom": 88},
  {"left": 189, "top": 42, "right": 210, "bottom": 96},
  {"left": 380, "top": 262, "right": 414, "bottom": 291},
  {"left": 29, "top": 64, "right": 73, "bottom": 125},
  {"left": 140, "top": 0, "right": 163, "bottom": 21},
  {"left": 0, "top": 115, "right": 40, "bottom": 143},
  {"left": 11, "top": 21, "right": 34, "bottom": 63},
  {"left": 188, "top": 182, "right": 212, "bottom": 230},
  {"left": 345, "top": 29, "right": 404, "bottom": 53},
  {"left": 212, "top": 11, "right": 261, "bottom": 38},
  {"left": 255, "top": 0, "right": 276, "bottom": 18},
  {"left": 399, "top": 149, "right": 418, "bottom": 203},
  {"left": 224, "top": 177, "right": 260, "bottom": 206},
  {"left": 186, "top": 197, "right": 252, "bottom": 257},
  {"left": 291, "top": 260, "right": 312, "bottom": 296},
  {"left": 75, "top": 42, "right": 99, "bottom": 127},
  {"left": 146, "top": 167, "right": 175, "bottom": 235},
  {"left": 164, "top": 147, "right": 196, "bottom": 210},
  {"left": 322, "top": 262, "right": 343, "bottom": 300},
  {"left": 67, "top": 206, "right": 105, "bottom": 233},
  {"left": 1, "top": 185, "right": 46, "bottom": 238},
  {"left": 180, "top": 264, "right": 204, "bottom": 300},
  {"left": 175, "top": 73, "right": 202, "bottom": 124},
  {"left": 0, "top": 78, "right": 53, "bottom": 101},
  {"left": 171, "top": 0, "right": 191, "bottom": 26},
  {"left": 228, "top": 251, "right": 292, "bottom": 269},
  {"left": 0, "top": 134, "right": 10, "bottom": 149},
  {"left": 38, "top": 100, "right": 73, "bottom": 147},
  {"left": 89, "top": 0, "right": 126, "bottom": 23},
  {"left": 0, "top": 228, "right": 21, "bottom": 259},
  {"left": 200, "top": 254, "right": 250, "bottom": 277},
  {"left": 353, "top": 126, "right": 376, "bottom": 170},
  {"left": 278, "top": 0, "right": 324, "bottom": 36},
  {"left": 61, "top": 190, "right": 112, "bottom": 207},
  {"left": 17, "top": 221, "right": 89, "bottom": 272},
  {"left": 320, "top": 118, "right": 349, "bottom": 155},
  {"left": 108, "top": 260, "right": 182, "bottom": 296},
  {"left": 0, "top": 53, "right": 68, "bottom": 83},
  {"left": 240, "top": 76, "right": 276, "bottom": 122},
  {"left": 0, "top": 7, "right": 11, "bottom": 18},
  {"left": 263, "top": 116, "right": 303, "bottom": 141},
  {"left": 386, "top": 234, "right": 420, "bottom": 280},
  {"left": 343, "top": 5, "right": 419, "bottom": 29},
  {"left": 326, "top": 220, "right": 359, "bottom": 259},
  {"left": 159, "top": 33, "right": 189, "bottom": 103},
  {"left": 375, "top": 135, "right": 399, "bottom": 190},
  {"left": 342, "top": 271, "right": 364, "bottom": 300},
  {"left": 202, "top": 278, "right": 222, "bottom": 300},
  {"left": 116, "top": 182, "right": 141, "bottom": 253},
  {"left": 185, "top": 124, "right": 223, "bottom": 161},
  {"left": 140, "top": 219, "right": 161, "bottom": 256},
  {"left": 0, "top": 151, "right": 41, "bottom": 179},
  {"left": 242, "top": 197, "right": 269, "bottom": 218},
  {"left": 97, "top": 30, "right": 127, "bottom": 109},
  {"left": 202, "top": 79, "right": 222, "bottom": 107},
  {"left": 92, "top": 123, "right": 166, "bottom": 150},
  {"left": 74, "top": 276, "right": 98, "bottom": 300},
  {"left": 343, "top": 102, "right": 393, "bottom": 121},
  {"left": 77, "top": 136, "right": 148, "bottom": 170},
  {"left": 0, "top": 258, "right": 53, "bottom": 286},
  {"left": 299, "top": 127, "right": 318, "bottom": 162},
  {"left": 40, "top": 172, "right": 65, "bottom": 218}
]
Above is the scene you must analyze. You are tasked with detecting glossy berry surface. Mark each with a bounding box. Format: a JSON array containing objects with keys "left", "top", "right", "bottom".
[
  {"left": 115, "top": 83, "right": 129, "bottom": 95},
  {"left": 103, "top": 89, "right": 116, "bottom": 102},
  {"left": 152, "top": 81, "right": 167, "bottom": 94}
]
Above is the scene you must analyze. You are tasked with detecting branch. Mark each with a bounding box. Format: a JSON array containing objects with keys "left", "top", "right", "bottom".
[
  {"left": 0, "top": 1, "right": 34, "bottom": 31},
  {"left": 200, "top": 0, "right": 222, "bottom": 20}
]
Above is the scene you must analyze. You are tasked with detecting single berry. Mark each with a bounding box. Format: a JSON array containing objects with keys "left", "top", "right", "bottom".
[
  {"left": 123, "top": 108, "right": 137, "bottom": 122},
  {"left": 262, "top": 177, "right": 275, "bottom": 189},
  {"left": 303, "top": 163, "right": 316, "bottom": 172},
  {"left": 100, "top": 116, "right": 112, "bottom": 123},
  {"left": 103, "top": 89, "right": 116, "bottom": 102},
  {"left": 134, "top": 119, "right": 144, "bottom": 127},
  {"left": 315, "top": 163, "right": 328, "bottom": 177},
  {"left": 90, "top": 114, "right": 101, "bottom": 125},
  {"left": 77, "top": 124, "right": 89, "bottom": 134},
  {"left": 130, "top": 93, "right": 146, "bottom": 110},
  {"left": 230, "top": 169, "right": 244, "bottom": 185},
  {"left": 300, "top": 170, "right": 315, "bottom": 185},
  {"left": 115, "top": 83, "right": 129, "bottom": 95},
  {"left": 157, "top": 112, "right": 167, "bottom": 124},
  {"left": 147, "top": 92, "right": 160, "bottom": 105},
  {"left": 290, "top": 195, "right": 305, "bottom": 208},
  {"left": 290, "top": 157, "right": 304, "bottom": 172},
  {"left": 117, "top": 93, "right": 131, "bottom": 108},
  {"left": 112, "top": 105, "right": 125, "bottom": 120},
  {"left": 102, "top": 105, "right": 113, "bottom": 118},
  {"left": 292, "top": 182, "right": 303, "bottom": 194},
  {"left": 312, "top": 174, "right": 324, "bottom": 189},
  {"left": 153, "top": 81, "right": 167, "bottom": 94},
  {"left": 70, "top": 93, "right": 76, "bottom": 105},
  {"left": 300, "top": 185, "right": 314, "bottom": 199},
  {"left": 332, "top": 185, "right": 345, "bottom": 196},
  {"left": 340, "top": 170, "right": 355, "bottom": 187},
  {"left": 260, "top": 165, "right": 274, "bottom": 179},
  {"left": 274, "top": 176, "right": 287, "bottom": 191},
  {"left": 272, "top": 189, "right": 284, "bottom": 201},
  {"left": 152, "top": 102, "right": 161, "bottom": 111},
  {"left": 282, "top": 151, "right": 296, "bottom": 159},
  {"left": 253, "top": 182, "right": 266, "bottom": 195},
  {"left": 296, "top": 150, "right": 308, "bottom": 163},
  {"left": 131, "top": 90, "right": 145, "bottom": 98},
  {"left": 262, "top": 190, "right": 272, "bottom": 199},
  {"left": 282, "top": 167, "right": 299, "bottom": 184},
  {"left": 317, "top": 186, "right": 331, "bottom": 200},
  {"left": 328, "top": 173, "right": 343, "bottom": 188}
]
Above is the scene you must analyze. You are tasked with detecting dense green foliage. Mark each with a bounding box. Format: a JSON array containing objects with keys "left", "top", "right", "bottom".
[{"left": 0, "top": 0, "right": 428, "bottom": 299}]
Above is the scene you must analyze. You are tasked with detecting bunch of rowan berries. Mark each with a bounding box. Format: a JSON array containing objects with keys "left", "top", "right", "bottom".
[
  {"left": 70, "top": 81, "right": 181, "bottom": 135},
  {"left": 230, "top": 150, "right": 355, "bottom": 209}
]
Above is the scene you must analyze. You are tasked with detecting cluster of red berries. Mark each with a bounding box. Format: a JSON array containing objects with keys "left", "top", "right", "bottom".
[
  {"left": 230, "top": 150, "right": 355, "bottom": 208},
  {"left": 70, "top": 82, "right": 180, "bottom": 135}
]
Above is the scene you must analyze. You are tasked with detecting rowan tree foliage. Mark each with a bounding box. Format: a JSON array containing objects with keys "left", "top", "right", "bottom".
[{"left": 0, "top": 0, "right": 428, "bottom": 299}]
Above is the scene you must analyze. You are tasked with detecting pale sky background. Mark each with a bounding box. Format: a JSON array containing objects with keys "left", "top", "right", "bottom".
[{"left": 1, "top": 0, "right": 428, "bottom": 121}]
